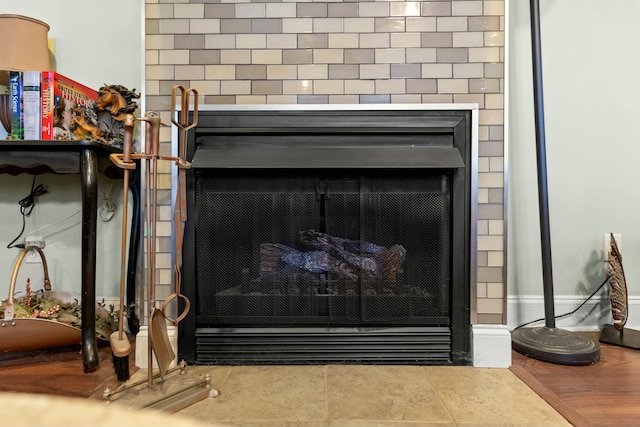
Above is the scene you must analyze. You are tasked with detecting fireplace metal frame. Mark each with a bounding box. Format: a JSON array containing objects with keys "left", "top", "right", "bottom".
[{"left": 176, "top": 104, "right": 478, "bottom": 365}]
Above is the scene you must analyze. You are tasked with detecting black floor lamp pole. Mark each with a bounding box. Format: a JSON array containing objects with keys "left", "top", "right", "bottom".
[
  {"left": 510, "top": 0, "right": 600, "bottom": 365},
  {"left": 530, "top": 0, "right": 555, "bottom": 328}
]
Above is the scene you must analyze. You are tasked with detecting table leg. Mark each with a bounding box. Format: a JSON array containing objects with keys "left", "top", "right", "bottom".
[{"left": 80, "top": 149, "right": 99, "bottom": 372}]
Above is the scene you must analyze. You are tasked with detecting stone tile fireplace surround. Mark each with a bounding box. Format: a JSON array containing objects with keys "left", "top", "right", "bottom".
[{"left": 141, "top": 0, "right": 508, "bottom": 367}]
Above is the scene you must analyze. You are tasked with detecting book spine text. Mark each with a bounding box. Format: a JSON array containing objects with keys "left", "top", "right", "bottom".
[
  {"left": 9, "top": 72, "right": 23, "bottom": 140},
  {"left": 41, "top": 71, "right": 54, "bottom": 140},
  {"left": 23, "top": 71, "right": 42, "bottom": 141}
]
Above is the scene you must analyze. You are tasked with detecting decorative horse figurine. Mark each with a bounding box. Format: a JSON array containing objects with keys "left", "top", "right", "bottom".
[
  {"left": 95, "top": 84, "right": 141, "bottom": 148},
  {"left": 96, "top": 84, "right": 140, "bottom": 122}
]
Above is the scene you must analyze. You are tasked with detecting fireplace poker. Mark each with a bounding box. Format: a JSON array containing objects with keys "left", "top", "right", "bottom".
[
  {"left": 142, "top": 111, "right": 158, "bottom": 386},
  {"left": 161, "top": 85, "right": 198, "bottom": 326}
]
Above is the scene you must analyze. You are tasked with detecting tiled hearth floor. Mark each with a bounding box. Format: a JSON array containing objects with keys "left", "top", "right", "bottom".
[
  {"left": 126, "top": 364, "right": 571, "bottom": 427},
  {"left": 8, "top": 332, "right": 640, "bottom": 426},
  {"left": 0, "top": 344, "right": 572, "bottom": 427}
]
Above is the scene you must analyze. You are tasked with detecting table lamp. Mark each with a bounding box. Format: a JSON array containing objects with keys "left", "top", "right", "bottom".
[{"left": 0, "top": 14, "right": 52, "bottom": 137}]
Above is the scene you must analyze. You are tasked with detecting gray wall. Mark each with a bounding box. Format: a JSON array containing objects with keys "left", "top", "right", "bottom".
[
  {"left": 508, "top": 0, "right": 640, "bottom": 327},
  {"left": 0, "top": 0, "right": 143, "bottom": 300}
]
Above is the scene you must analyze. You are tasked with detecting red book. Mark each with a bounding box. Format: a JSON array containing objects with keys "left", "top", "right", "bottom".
[{"left": 41, "top": 71, "right": 98, "bottom": 140}]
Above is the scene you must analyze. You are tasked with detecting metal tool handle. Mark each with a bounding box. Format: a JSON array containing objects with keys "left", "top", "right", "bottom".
[
  {"left": 4, "top": 246, "right": 51, "bottom": 321},
  {"left": 171, "top": 85, "right": 199, "bottom": 161},
  {"left": 122, "top": 114, "right": 135, "bottom": 164},
  {"left": 171, "top": 85, "right": 199, "bottom": 130}
]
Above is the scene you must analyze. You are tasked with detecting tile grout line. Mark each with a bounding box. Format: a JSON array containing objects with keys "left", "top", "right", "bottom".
[
  {"left": 421, "top": 366, "right": 458, "bottom": 426},
  {"left": 324, "top": 365, "right": 330, "bottom": 423}
]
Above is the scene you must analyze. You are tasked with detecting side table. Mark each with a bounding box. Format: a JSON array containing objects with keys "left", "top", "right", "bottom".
[{"left": 0, "top": 140, "right": 123, "bottom": 372}]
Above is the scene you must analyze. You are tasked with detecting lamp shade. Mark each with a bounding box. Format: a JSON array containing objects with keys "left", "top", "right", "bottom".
[{"left": 0, "top": 14, "right": 51, "bottom": 85}]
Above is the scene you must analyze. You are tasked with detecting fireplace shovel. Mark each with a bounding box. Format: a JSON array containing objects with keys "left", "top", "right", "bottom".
[
  {"left": 138, "top": 111, "right": 175, "bottom": 380},
  {"left": 150, "top": 306, "right": 174, "bottom": 377}
]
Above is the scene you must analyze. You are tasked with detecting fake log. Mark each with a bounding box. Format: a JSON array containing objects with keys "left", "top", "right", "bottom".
[{"left": 255, "top": 230, "right": 406, "bottom": 288}]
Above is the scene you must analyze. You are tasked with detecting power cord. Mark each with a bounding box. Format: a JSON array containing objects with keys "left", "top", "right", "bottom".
[
  {"left": 6, "top": 176, "right": 48, "bottom": 249},
  {"left": 513, "top": 275, "right": 610, "bottom": 330},
  {"left": 99, "top": 181, "right": 116, "bottom": 222}
]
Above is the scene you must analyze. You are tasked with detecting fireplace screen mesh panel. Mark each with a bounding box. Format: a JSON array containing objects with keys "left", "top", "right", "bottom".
[{"left": 194, "top": 169, "right": 451, "bottom": 327}]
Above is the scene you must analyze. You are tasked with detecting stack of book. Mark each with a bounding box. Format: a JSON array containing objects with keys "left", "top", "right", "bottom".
[{"left": 8, "top": 71, "right": 97, "bottom": 141}]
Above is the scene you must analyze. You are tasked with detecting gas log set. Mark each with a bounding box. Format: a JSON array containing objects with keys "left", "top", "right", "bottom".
[{"left": 248, "top": 230, "right": 408, "bottom": 297}]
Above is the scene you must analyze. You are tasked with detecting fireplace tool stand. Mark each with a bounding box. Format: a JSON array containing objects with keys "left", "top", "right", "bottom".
[{"left": 103, "top": 89, "right": 218, "bottom": 410}]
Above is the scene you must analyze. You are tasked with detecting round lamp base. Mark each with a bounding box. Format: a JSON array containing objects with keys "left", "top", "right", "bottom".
[{"left": 512, "top": 327, "right": 600, "bottom": 366}]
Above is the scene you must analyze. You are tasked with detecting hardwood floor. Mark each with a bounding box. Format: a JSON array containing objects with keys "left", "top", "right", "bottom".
[
  {"left": 0, "top": 333, "right": 639, "bottom": 426},
  {"left": 510, "top": 331, "right": 640, "bottom": 427},
  {"left": 0, "top": 343, "right": 132, "bottom": 398}
]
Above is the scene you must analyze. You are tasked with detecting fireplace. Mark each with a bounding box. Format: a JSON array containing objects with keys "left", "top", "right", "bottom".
[{"left": 178, "top": 105, "right": 475, "bottom": 365}]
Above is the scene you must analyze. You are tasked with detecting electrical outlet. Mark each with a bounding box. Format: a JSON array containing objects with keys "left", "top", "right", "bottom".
[
  {"left": 25, "top": 247, "right": 43, "bottom": 264},
  {"left": 23, "top": 236, "right": 45, "bottom": 264},
  {"left": 604, "top": 233, "right": 622, "bottom": 261}
]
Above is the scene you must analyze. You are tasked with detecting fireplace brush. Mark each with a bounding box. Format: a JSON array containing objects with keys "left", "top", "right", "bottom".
[{"left": 108, "top": 113, "right": 137, "bottom": 382}]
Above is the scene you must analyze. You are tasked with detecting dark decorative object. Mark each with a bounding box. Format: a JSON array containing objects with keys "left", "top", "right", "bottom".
[
  {"left": 95, "top": 84, "right": 141, "bottom": 149},
  {"left": 510, "top": 0, "right": 600, "bottom": 365},
  {"left": 600, "top": 234, "right": 640, "bottom": 349},
  {"left": 608, "top": 234, "right": 628, "bottom": 331}
]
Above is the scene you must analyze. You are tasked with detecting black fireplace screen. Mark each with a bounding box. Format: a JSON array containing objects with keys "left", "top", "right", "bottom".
[{"left": 194, "top": 169, "right": 451, "bottom": 326}]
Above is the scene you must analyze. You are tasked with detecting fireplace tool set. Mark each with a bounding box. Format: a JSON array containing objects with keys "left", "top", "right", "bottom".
[{"left": 103, "top": 86, "right": 218, "bottom": 410}]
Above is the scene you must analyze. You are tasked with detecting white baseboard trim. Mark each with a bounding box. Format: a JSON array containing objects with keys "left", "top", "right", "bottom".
[
  {"left": 507, "top": 295, "right": 640, "bottom": 331},
  {"left": 135, "top": 325, "right": 178, "bottom": 369},
  {"left": 472, "top": 324, "right": 512, "bottom": 368}
]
